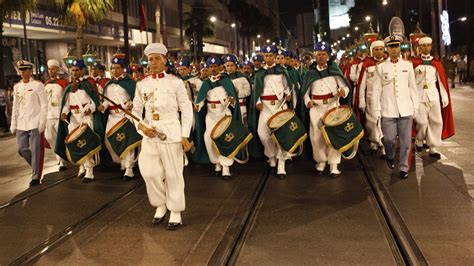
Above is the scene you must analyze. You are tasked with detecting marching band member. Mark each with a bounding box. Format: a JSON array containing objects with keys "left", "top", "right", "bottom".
[
  {"left": 300, "top": 42, "right": 351, "bottom": 177},
  {"left": 10, "top": 60, "right": 48, "bottom": 186},
  {"left": 90, "top": 62, "right": 109, "bottom": 95},
  {"left": 194, "top": 56, "right": 241, "bottom": 178},
  {"left": 412, "top": 36, "right": 455, "bottom": 158},
  {"left": 252, "top": 54, "right": 264, "bottom": 73},
  {"left": 44, "top": 59, "right": 69, "bottom": 171},
  {"left": 132, "top": 43, "right": 193, "bottom": 230},
  {"left": 249, "top": 45, "right": 292, "bottom": 178},
  {"left": 56, "top": 59, "right": 104, "bottom": 183},
  {"left": 199, "top": 62, "right": 210, "bottom": 81},
  {"left": 99, "top": 57, "right": 138, "bottom": 181},
  {"left": 358, "top": 40, "right": 387, "bottom": 156},
  {"left": 223, "top": 54, "right": 251, "bottom": 124},
  {"left": 177, "top": 59, "right": 202, "bottom": 102},
  {"left": 373, "top": 35, "right": 419, "bottom": 179}
]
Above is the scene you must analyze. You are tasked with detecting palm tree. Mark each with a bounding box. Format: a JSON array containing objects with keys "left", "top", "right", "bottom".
[
  {"left": 52, "top": 0, "right": 114, "bottom": 58},
  {"left": 183, "top": 3, "right": 215, "bottom": 60},
  {"left": 0, "top": 0, "right": 37, "bottom": 88}
]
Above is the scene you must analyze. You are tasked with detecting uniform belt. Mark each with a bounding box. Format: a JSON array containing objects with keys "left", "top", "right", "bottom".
[
  {"left": 207, "top": 100, "right": 221, "bottom": 104},
  {"left": 109, "top": 105, "right": 120, "bottom": 110},
  {"left": 261, "top": 95, "right": 278, "bottom": 101},
  {"left": 50, "top": 102, "right": 58, "bottom": 107},
  {"left": 239, "top": 98, "right": 246, "bottom": 106},
  {"left": 311, "top": 93, "right": 334, "bottom": 100},
  {"left": 151, "top": 112, "right": 178, "bottom": 121},
  {"left": 70, "top": 104, "right": 87, "bottom": 110}
]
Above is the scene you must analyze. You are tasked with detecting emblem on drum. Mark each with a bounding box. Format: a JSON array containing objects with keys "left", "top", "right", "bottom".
[
  {"left": 77, "top": 139, "right": 87, "bottom": 148},
  {"left": 289, "top": 121, "right": 298, "bottom": 132},
  {"left": 224, "top": 133, "right": 235, "bottom": 142},
  {"left": 116, "top": 133, "right": 126, "bottom": 142},
  {"left": 344, "top": 122, "right": 354, "bottom": 132}
]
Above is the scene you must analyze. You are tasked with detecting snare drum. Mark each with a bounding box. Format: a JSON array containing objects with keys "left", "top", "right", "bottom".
[
  {"left": 211, "top": 115, "right": 253, "bottom": 159},
  {"left": 267, "top": 109, "right": 307, "bottom": 154},
  {"left": 65, "top": 124, "right": 101, "bottom": 164}
]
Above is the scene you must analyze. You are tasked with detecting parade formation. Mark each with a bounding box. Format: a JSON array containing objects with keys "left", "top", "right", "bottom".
[{"left": 8, "top": 16, "right": 455, "bottom": 231}]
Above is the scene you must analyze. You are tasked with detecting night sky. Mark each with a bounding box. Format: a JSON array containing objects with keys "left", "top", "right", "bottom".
[{"left": 279, "top": 0, "right": 313, "bottom": 34}]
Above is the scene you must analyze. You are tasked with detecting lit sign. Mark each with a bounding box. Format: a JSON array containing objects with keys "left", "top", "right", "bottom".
[
  {"left": 440, "top": 10, "right": 451, "bottom": 46},
  {"left": 329, "top": 0, "right": 355, "bottom": 30}
]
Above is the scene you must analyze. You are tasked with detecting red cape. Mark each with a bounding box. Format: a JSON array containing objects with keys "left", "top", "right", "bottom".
[{"left": 412, "top": 57, "right": 455, "bottom": 139}]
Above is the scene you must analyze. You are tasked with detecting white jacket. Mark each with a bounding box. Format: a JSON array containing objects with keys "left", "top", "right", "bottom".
[
  {"left": 373, "top": 58, "right": 419, "bottom": 118},
  {"left": 11, "top": 78, "right": 47, "bottom": 132}
]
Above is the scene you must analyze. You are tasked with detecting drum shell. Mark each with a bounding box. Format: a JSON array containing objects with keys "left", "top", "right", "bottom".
[
  {"left": 321, "top": 106, "right": 364, "bottom": 154},
  {"left": 211, "top": 116, "right": 253, "bottom": 159},
  {"left": 268, "top": 110, "right": 308, "bottom": 154},
  {"left": 65, "top": 125, "right": 102, "bottom": 165},
  {"left": 106, "top": 118, "right": 142, "bottom": 159}
]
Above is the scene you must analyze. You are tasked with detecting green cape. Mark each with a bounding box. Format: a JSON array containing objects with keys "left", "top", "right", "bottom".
[
  {"left": 55, "top": 78, "right": 105, "bottom": 161},
  {"left": 247, "top": 65, "right": 292, "bottom": 159},
  {"left": 192, "top": 76, "right": 241, "bottom": 164},
  {"left": 297, "top": 61, "right": 352, "bottom": 159}
]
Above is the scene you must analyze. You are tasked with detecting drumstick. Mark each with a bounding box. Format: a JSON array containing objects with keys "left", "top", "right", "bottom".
[{"left": 97, "top": 91, "right": 167, "bottom": 140}]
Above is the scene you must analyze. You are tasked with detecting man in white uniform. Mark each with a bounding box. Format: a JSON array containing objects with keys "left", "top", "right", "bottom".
[
  {"left": 358, "top": 40, "right": 386, "bottom": 156},
  {"left": 373, "top": 35, "right": 419, "bottom": 179},
  {"left": 413, "top": 37, "right": 451, "bottom": 159},
  {"left": 10, "top": 60, "right": 48, "bottom": 186},
  {"left": 253, "top": 45, "right": 292, "bottom": 178},
  {"left": 132, "top": 43, "right": 193, "bottom": 230},
  {"left": 99, "top": 57, "right": 137, "bottom": 180},
  {"left": 223, "top": 54, "right": 251, "bottom": 124},
  {"left": 194, "top": 56, "right": 240, "bottom": 178},
  {"left": 301, "top": 42, "right": 350, "bottom": 177},
  {"left": 44, "top": 59, "right": 68, "bottom": 171}
]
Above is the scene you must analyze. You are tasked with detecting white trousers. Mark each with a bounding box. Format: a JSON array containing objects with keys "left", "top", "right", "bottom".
[
  {"left": 45, "top": 118, "right": 66, "bottom": 164},
  {"left": 415, "top": 101, "right": 443, "bottom": 148},
  {"left": 105, "top": 112, "right": 135, "bottom": 168},
  {"left": 257, "top": 104, "right": 290, "bottom": 161},
  {"left": 138, "top": 138, "right": 185, "bottom": 212},
  {"left": 308, "top": 103, "right": 341, "bottom": 165},
  {"left": 365, "top": 101, "right": 384, "bottom": 146},
  {"left": 204, "top": 105, "right": 234, "bottom": 167}
]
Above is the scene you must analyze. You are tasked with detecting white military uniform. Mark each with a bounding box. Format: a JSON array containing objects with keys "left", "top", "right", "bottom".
[
  {"left": 304, "top": 65, "right": 350, "bottom": 174},
  {"left": 257, "top": 64, "right": 291, "bottom": 175},
  {"left": 10, "top": 78, "right": 48, "bottom": 181},
  {"left": 44, "top": 78, "right": 67, "bottom": 167},
  {"left": 61, "top": 80, "right": 97, "bottom": 178},
  {"left": 230, "top": 74, "right": 251, "bottom": 124},
  {"left": 358, "top": 57, "right": 385, "bottom": 151},
  {"left": 184, "top": 76, "right": 202, "bottom": 102},
  {"left": 132, "top": 71, "right": 193, "bottom": 224},
  {"left": 102, "top": 75, "right": 136, "bottom": 176},
  {"left": 195, "top": 74, "right": 235, "bottom": 175},
  {"left": 373, "top": 58, "right": 418, "bottom": 172},
  {"left": 414, "top": 54, "right": 449, "bottom": 153}
]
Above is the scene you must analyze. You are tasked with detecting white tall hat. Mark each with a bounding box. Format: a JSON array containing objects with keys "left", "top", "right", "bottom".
[
  {"left": 47, "top": 59, "right": 60, "bottom": 68},
  {"left": 144, "top": 43, "right": 168, "bottom": 56},
  {"left": 370, "top": 40, "right": 385, "bottom": 51},
  {"left": 418, "top": 36, "right": 432, "bottom": 45}
]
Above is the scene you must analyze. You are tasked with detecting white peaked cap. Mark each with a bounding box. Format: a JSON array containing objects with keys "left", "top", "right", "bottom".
[
  {"left": 370, "top": 40, "right": 385, "bottom": 50},
  {"left": 47, "top": 59, "right": 60, "bottom": 68},
  {"left": 418, "top": 37, "right": 432, "bottom": 45},
  {"left": 144, "top": 43, "right": 168, "bottom": 56}
]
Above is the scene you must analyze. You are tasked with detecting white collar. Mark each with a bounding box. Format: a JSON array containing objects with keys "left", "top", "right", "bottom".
[
  {"left": 263, "top": 63, "right": 276, "bottom": 70},
  {"left": 316, "top": 64, "right": 328, "bottom": 71}
]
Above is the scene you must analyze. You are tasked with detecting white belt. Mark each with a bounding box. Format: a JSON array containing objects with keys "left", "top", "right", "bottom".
[{"left": 150, "top": 112, "right": 179, "bottom": 121}]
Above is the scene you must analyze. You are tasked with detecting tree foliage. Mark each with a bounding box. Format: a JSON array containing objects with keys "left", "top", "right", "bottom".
[{"left": 183, "top": 3, "right": 215, "bottom": 57}]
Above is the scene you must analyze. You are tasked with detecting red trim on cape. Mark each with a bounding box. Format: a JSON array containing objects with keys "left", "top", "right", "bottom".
[{"left": 412, "top": 57, "right": 455, "bottom": 139}]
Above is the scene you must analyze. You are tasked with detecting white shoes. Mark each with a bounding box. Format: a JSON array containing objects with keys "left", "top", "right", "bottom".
[
  {"left": 78, "top": 165, "right": 86, "bottom": 177},
  {"left": 269, "top": 157, "right": 277, "bottom": 168},
  {"left": 277, "top": 159, "right": 286, "bottom": 175},
  {"left": 124, "top": 167, "right": 134, "bottom": 178},
  {"left": 329, "top": 164, "right": 341, "bottom": 177},
  {"left": 316, "top": 162, "right": 326, "bottom": 173},
  {"left": 214, "top": 163, "right": 222, "bottom": 172}
]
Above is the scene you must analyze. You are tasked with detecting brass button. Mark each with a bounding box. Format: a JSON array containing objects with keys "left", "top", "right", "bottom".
[{"left": 152, "top": 113, "right": 160, "bottom": 120}]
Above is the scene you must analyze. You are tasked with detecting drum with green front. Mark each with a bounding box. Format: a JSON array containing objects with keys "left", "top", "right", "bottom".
[
  {"left": 321, "top": 105, "right": 364, "bottom": 159},
  {"left": 211, "top": 115, "right": 253, "bottom": 159},
  {"left": 106, "top": 118, "right": 142, "bottom": 159},
  {"left": 65, "top": 124, "right": 102, "bottom": 165},
  {"left": 267, "top": 109, "right": 307, "bottom": 154}
]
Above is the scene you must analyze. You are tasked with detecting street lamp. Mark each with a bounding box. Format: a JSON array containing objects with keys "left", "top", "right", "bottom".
[
  {"left": 342, "top": 37, "right": 346, "bottom": 40},
  {"left": 365, "top": 16, "right": 371, "bottom": 22},
  {"left": 354, "top": 26, "right": 359, "bottom": 31},
  {"left": 231, "top": 23, "right": 236, "bottom": 28},
  {"left": 382, "top": 0, "right": 388, "bottom": 5},
  {"left": 346, "top": 33, "right": 350, "bottom": 37},
  {"left": 210, "top": 16, "right": 216, "bottom": 23},
  {"left": 266, "top": 39, "right": 270, "bottom": 43},
  {"left": 257, "top": 34, "right": 261, "bottom": 39},
  {"left": 450, "top": 16, "right": 467, "bottom": 24}
]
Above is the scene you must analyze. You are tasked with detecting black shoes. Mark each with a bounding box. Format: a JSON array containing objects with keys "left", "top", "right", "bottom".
[
  {"left": 386, "top": 159, "right": 395, "bottom": 169},
  {"left": 58, "top": 166, "right": 67, "bottom": 171},
  {"left": 29, "top": 179, "right": 40, "bottom": 186},
  {"left": 415, "top": 145, "right": 424, "bottom": 152},
  {"left": 429, "top": 152, "right": 441, "bottom": 159},
  {"left": 223, "top": 174, "right": 230, "bottom": 180},
  {"left": 81, "top": 177, "right": 93, "bottom": 183},
  {"left": 330, "top": 172, "right": 341, "bottom": 178},
  {"left": 122, "top": 175, "right": 133, "bottom": 181},
  {"left": 277, "top": 174, "right": 286, "bottom": 179},
  {"left": 151, "top": 216, "right": 166, "bottom": 225},
  {"left": 399, "top": 171, "right": 408, "bottom": 179},
  {"left": 167, "top": 222, "right": 182, "bottom": 230}
]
